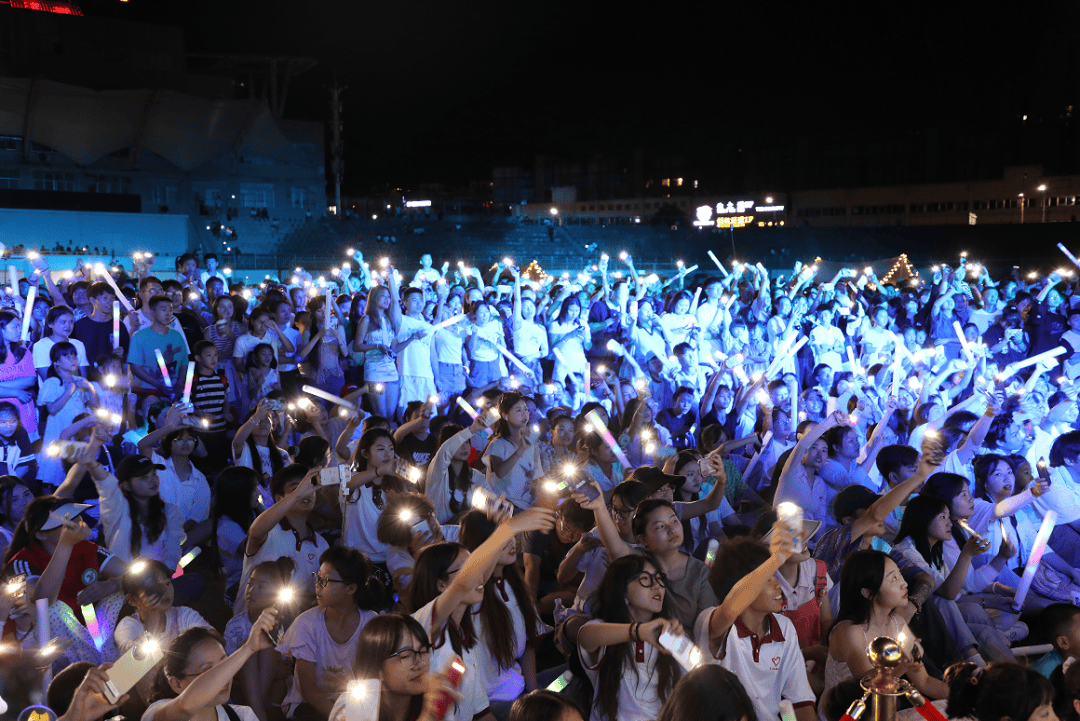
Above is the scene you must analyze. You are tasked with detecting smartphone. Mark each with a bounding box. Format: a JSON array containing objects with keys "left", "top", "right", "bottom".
[
  {"left": 46, "top": 441, "right": 89, "bottom": 460},
  {"left": 104, "top": 637, "right": 164, "bottom": 703},
  {"left": 569, "top": 476, "right": 600, "bottom": 502},
  {"left": 658, "top": 628, "right": 704, "bottom": 672},
  {"left": 345, "top": 679, "right": 381, "bottom": 721},
  {"left": 318, "top": 465, "right": 350, "bottom": 486},
  {"left": 433, "top": 657, "right": 466, "bottom": 721},
  {"left": 471, "top": 487, "right": 514, "bottom": 519}
]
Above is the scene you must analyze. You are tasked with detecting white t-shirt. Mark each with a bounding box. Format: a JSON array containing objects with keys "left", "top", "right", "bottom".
[
  {"left": 433, "top": 323, "right": 468, "bottom": 364},
  {"left": 469, "top": 320, "right": 503, "bottom": 363},
  {"left": 512, "top": 321, "right": 548, "bottom": 360},
  {"left": 114, "top": 606, "right": 211, "bottom": 654},
  {"left": 143, "top": 701, "right": 258, "bottom": 721},
  {"left": 694, "top": 608, "right": 815, "bottom": 721},
  {"left": 235, "top": 520, "right": 328, "bottom": 614},
  {"left": 471, "top": 575, "right": 530, "bottom": 702},
  {"left": 233, "top": 332, "right": 281, "bottom": 363},
  {"left": 279, "top": 326, "right": 302, "bottom": 371},
  {"left": 152, "top": 451, "right": 211, "bottom": 525},
  {"left": 578, "top": 619, "right": 665, "bottom": 721},
  {"left": 32, "top": 336, "right": 89, "bottom": 371},
  {"left": 397, "top": 314, "right": 435, "bottom": 378},
  {"left": 278, "top": 606, "right": 377, "bottom": 717},
  {"left": 224, "top": 611, "right": 254, "bottom": 655},
  {"left": 483, "top": 437, "right": 539, "bottom": 510},
  {"left": 411, "top": 598, "right": 490, "bottom": 721},
  {"left": 341, "top": 483, "right": 391, "bottom": 563},
  {"left": 217, "top": 516, "right": 248, "bottom": 590}
]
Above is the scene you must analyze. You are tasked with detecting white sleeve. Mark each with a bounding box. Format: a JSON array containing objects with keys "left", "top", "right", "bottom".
[{"left": 425, "top": 428, "right": 472, "bottom": 523}]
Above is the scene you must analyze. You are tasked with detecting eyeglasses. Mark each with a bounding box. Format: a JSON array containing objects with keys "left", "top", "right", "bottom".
[
  {"left": 312, "top": 573, "right": 347, "bottom": 589},
  {"left": 635, "top": 571, "right": 667, "bottom": 589},
  {"left": 609, "top": 506, "right": 633, "bottom": 520},
  {"left": 387, "top": 647, "right": 431, "bottom": 668}
]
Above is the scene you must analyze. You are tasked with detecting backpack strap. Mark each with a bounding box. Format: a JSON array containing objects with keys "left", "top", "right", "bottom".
[{"left": 221, "top": 705, "right": 242, "bottom": 721}]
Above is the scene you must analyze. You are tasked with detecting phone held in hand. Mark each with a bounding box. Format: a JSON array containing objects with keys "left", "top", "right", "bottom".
[{"left": 104, "top": 635, "right": 164, "bottom": 704}]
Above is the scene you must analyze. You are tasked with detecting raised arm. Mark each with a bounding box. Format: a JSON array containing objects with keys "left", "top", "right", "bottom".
[
  {"left": 707, "top": 524, "right": 794, "bottom": 644},
  {"left": 246, "top": 469, "right": 318, "bottom": 556}
]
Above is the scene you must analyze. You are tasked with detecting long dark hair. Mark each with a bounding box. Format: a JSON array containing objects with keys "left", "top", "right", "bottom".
[
  {"left": 120, "top": 469, "right": 168, "bottom": 559},
  {"left": 457, "top": 510, "right": 538, "bottom": 671},
  {"left": 403, "top": 542, "right": 477, "bottom": 656},
  {"left": 484, "top": 392, "right": 526, "bottom": 456},
  {"left": 593, "top": 554, "right": 680, "bottom": 721},
  {"left": 0, "top": 475, "right": 30, "bottom": 530},
  {"left": 436, "top": 423, "right": 474, "bottom": 517},
  {"left": 893, "top": 494, "right": 949, "bottom": 570},
  {"left": 352, "top": 614, "right": 429, "bottom": 721},
  {"left": 921, "top": 471, "right": 972, "bottom": 544},
  {"left": 46, "top": 341, "right": 78, "bottom": 380},
  {"left": 834, "top": 549, "right": 892, "bottom": 627},
  {"left": 0, "top": 312, "right": 26, "bottom": 365},
  {"left": 211, "top": 466, "right": 259, "bottom": 575},
  {"left": 3, "top": 495, "right": 67, "bottom": 566},
  {"left": 319, "top": 546, "right": 385, "bottom": 610},
  {"left": 44, "top": 305, "right": 73, "bottom": 339},
  {"left": 304, "top": 296, "right": 328, "bottom": 372}
]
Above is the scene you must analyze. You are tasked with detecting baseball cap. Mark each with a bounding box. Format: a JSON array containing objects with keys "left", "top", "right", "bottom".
[
  {"left": 41, "top": 502, "right": 93, "bottom": 530},
  {"left": 116, "top": 456, "right": 165, "bottom": 483},
  {"left": 628, "top": 466, "right": 685, "bottom": 494}
]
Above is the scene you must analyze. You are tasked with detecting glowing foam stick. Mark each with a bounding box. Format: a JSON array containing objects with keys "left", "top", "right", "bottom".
[
  {"left": 112, "top": 301, "right": 120, "bottom": 349},
  {"left": 455, "top": 397, "right": 493, "bottom": 439},
  {"left": 36, "top": 598, "right": 50, "bottom": 691},
  {"left": 764, "top": 336, "right": 806, "bottom": 378},
  {"left": 1059, "top": 243, "right": 1080, "bottom": 271},
  {"left": 706, "top": 250, "right": 729, "bottom": 277},
  {"left": 81, "top": 602, "right": 104, "bottom": 650},
  {"left": 300, "top": 384, "right": 358, "bottom": 410},
  {"left": 428, "top": 313, "right": 467, "bottom": 333},
  {"left": 98, "top": 266, "right": 132, "bottom": 308},
  {"left": 154, "top": 349, "right": 173, "bottom": 389},
  {"left": 704, "top": 538, "right": 720, "bottom": 567},
  {"left": 181, "top": 361, "right": 195, "bottom": 405},
  {"left": 891, "top": 354, "right": 902, "bottom": 399},
  {"left": 741, "top": 430, "right": 773, "bottom": 482},
  {"left": 497, "top": 345, "right": 532, "bottom": 377},
  {"left": 953, "top": 320, "right": 974, "bottom": 363},
  {"left": 172, "top": 547, "right": 202, "bottom": 579},
  {"left": 1013, "top": 510, "right": 1057, "bottom": 611},
  {"left": 19, "top": 285, "right": 34, "bottom": 341},
  {"left": 585, "top": 409, "right": 631, "bottom": 467},
  {"left": 547, "top": 669, "right": 574, "bottom": 692},
  {"left": 845, "top": 344, "right": 861, "bottom": 376},
  {"left": 679, "top": 264, "right": 699, "bottom": 275},
  {"left": 999, "top": 346, "right": 1067, "bottom": 381},
  {"left": 689, "top": 287, "right": 702, "bottom": 314},
  {"left": 7, "top": 266, "right": 16, "bottom": 297}
]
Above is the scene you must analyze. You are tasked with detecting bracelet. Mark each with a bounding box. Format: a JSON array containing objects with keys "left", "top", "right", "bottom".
[{"left": 629, "top": 623, "right": 637, "bottom": 642}]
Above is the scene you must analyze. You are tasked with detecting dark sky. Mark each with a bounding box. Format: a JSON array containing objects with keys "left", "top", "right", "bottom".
[{"left": 84, "top": 0, "right": 1078, "bottom": 192}]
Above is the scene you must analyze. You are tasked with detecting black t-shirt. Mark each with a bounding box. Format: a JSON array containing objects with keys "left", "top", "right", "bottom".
[
  {"left": 398, "top": 432, "right": 438, "bottom": 470},
  {"left": 73, "top": 316, "right": 131, "bottom": 367}
]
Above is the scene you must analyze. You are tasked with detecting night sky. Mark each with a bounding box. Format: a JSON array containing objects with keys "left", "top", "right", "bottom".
[{"left": 82, "top": 0, "right": 1077, "bottom": 192}]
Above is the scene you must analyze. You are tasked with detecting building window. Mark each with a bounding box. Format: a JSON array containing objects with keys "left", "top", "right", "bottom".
[
  {"left": 0, "top": 136, "right": 17, "bottom": 152},
  {"left": 87, "top": 175, "right": 131, "bottom": 194},
  {"left": 291, "top": 187, "right": 308, "bottom": 208},
  {"left": 32, "top": 171, "right": 75, "bottom": 191},
  {"left": 661, "top": 179, "right": 670, "bottom": 187},
  {"left": 239, "top": 183, "right": 275, "bottom": 209},
  {"left": 204, "top": 189, "right": 223, "bottom": 207},
  {"left": 0, "top": 171, "right": 17, "bottom": 189},
  {"left": 152, "top": 186, "right": 176, "bottom": 205}
]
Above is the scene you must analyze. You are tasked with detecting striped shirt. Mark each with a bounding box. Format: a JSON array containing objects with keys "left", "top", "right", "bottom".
[{"left": 191, "top": 370, "right": 228, "bottom": 431}]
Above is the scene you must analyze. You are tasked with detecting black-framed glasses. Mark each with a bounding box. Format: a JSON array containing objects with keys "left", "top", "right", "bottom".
[
  {"left": 387, "top": 646, "right": 431, "bottom": 667},
  {"left": 312, "top": 572, "right": 347, "bottom": 589},
  {"left": 609, "top": 505, "right": 633, "bottom": 520},
  {"left": 636, "top": 571, "right": 667, "bottom": 589}
]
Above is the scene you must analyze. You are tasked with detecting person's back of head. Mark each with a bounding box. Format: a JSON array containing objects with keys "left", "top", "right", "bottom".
[
  {"left": 875, "top": 444, "right": 919, "bottom": 486},
  {"left": 707, "top": 536, "right": 770, "bottom": 603},
  {"left": 509, "top": 690, "right": 587, "bottom": 721},
  {"left": 47, "top": 661, "right": 96, "bottom": 716},
  {"left": 944, "top": 661, "right": 1052, "bottom": 721},
  {"left": 656, "top": 664, "right": 758, "bottom": 721}
]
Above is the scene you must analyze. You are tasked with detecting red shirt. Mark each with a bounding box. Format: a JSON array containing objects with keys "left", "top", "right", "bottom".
[{"left": 4, "top": 540, "right": 114, "bottom": 624}]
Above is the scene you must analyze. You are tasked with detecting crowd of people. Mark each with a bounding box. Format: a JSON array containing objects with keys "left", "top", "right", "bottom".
[{"left": 3, "top": 244, "right": 1080, "bottom": 721}]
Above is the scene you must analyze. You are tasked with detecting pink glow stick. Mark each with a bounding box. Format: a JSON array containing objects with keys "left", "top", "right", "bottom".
[
  {"left": 81, "top": 602, "right": 104, "bottom": 650},
  {"left": 181, "top": 361, "right": 195, "bottom": 404},
  {"left": 112, "top": 301, "right": 120, "bottom": 349},
  {"left": 585, "top": 409, "right": 631, "bottom": 467}
]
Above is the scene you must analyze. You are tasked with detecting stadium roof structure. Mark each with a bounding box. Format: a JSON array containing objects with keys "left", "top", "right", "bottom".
[{"left": 0, "top": 77, "right": 302, "bottom": 170}]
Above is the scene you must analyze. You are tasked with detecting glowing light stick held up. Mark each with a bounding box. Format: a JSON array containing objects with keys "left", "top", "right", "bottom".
[
  {"left": 953, "top": 320, "right": 974, "bottom": 363},
  {"left": 999, "top": 346, "right": 1067, "bottom": 381},
  {"left": 99, "top": 269, "right": 134, "bottom": 312},
  {"left": 497, "top": 345, "right": 533, "bottom": 378},
  {"left": 455, "top": 397, "right": 494, "bottom": 439},
  {"left": 81, "top": 602, "right": 105, "bottom": 650},
  {"left": 36, "top": 597, "right": 50, "bottom": 691},
  {"left": 1013, "top": 510, "right": 1057, "bottom": 611},
  {"left": 1059, "top": 243, "right": 1080, "bottom": 271},
  {"left": 300, "top": 384, "right": 358, "bottom": 411},
  {"left": 19, "top": 285, "right": 35, "bottom": 341},
  {"left": 706, "top": 250, "right": 729, "bottom": 277},
  {"left": 181, "top": 361, "right": 195, "bottom": 405},
  {"left": 154, "top": 349, "right": 172, "bottom": 389},
  {"left": 112, "top": 301, "right": 120, "bottom": 349},
  {"left": 427, "top": 313, "right": 468, "bottom": 335},
  {"left": 173, "top": 547, "right": 202, "bottom": 579},
  {"left": 585, "top": 410, "right": 631, "bottom": 467}
]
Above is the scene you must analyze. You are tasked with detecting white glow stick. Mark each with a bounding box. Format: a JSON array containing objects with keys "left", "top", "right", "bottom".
[
  {"left": 497, "top": 345, "right": 532, "bottom": 377},
  {"left": 1013, "top": 510, "right": 1057, "bottom": 610},
  {"left": 741, "top": 430, "right": 773, "bottom": 483},
  {"left": 300, "top": 384, "right": 358, "bottom": 410},
  {"left": 689, "top": 287, "right": 702, "bottom": 315},
  {"left": 706, "top": 250, "right": 730, "bottom": 277},
  {"left": 112, "top": 301, "right": 120, "bottom": 349},
  {"left": 1059, "top": 243, "right": 1080, "bottom": 271},
  {"left": 181, "top": 361, "right": 195, "bottom": 404},
  {"left": 846, "top": 344, "right": 862, "bottom": 376},
  {"left": 20, "top": 285, "right": 35, "bottom": 341},
  {"left": 7, "top": 266, "right": 16, "bottom": 297},
  {"left": 889, "top": 331, "right": 913, "bottom": 361},
  {"left": 36, "top": 598, "right": 51, "bottom": 691},
  {"left": 154, "top": 349, "right": 173, "bottom": 389},
  {"left": 100, "top": 270, "right": 134, "bottom": 312},
  {"left": 1000, "top": 346, "right": 1067, "bottom": 380},
  {"left": 953, "top": 320, "right": 974, "bottom": 363},
  {"left": 680, "top": 264, "right": 699, "bottom": 275},
  {"left": 455, "top": 396, "right": 479, "bottom": 420},
  {"left": 891, "top": 355, "right": 902, "bottom": 398},
  {"left": 428, "top": 313, "right": 467, "bottom": 335}
]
